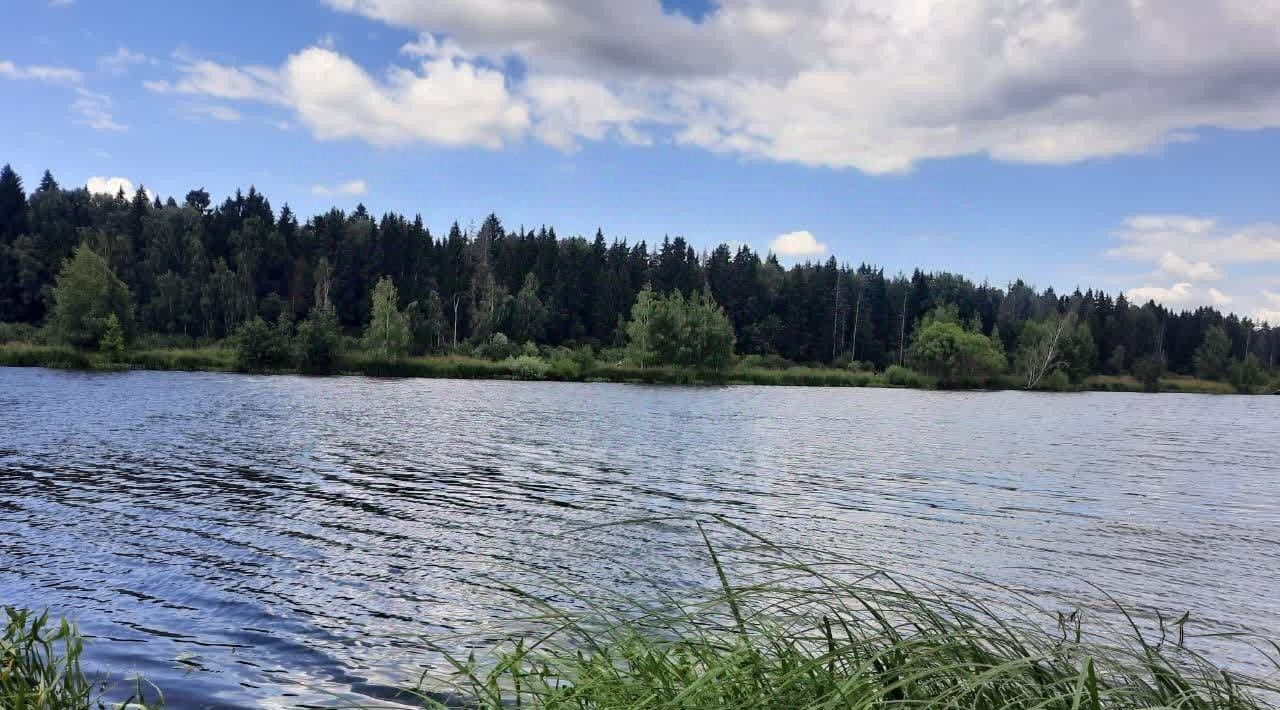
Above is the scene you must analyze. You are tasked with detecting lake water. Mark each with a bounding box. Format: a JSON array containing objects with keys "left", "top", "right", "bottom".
[{"left": 1, "top": 368, "right": 1277, "bottom": 708}]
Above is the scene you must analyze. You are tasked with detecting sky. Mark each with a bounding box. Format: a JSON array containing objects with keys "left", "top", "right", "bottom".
[{"left": 3, "top": 0, "right": 1280, "bottom": 323}]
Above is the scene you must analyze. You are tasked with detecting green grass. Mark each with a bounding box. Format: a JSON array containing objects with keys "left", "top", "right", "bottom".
[
  {"left": 0, "top": 343, "right": 93, "bottom": 369},
  {"left": 125, "top": 347, "right": 236, "bottom": 372},
  {"left": 1083, "top": 375, "right": 1240, "bottom": 395},
  {"left": 412, "top": 519, "right": 1279, "bottom": 710},
  {"left": 1, "top": 607, "right": 158, "bottom": 710}
]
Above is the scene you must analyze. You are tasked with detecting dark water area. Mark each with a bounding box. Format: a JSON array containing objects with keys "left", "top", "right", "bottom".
[{"left": 1, "top": 367, "right": 1277, "bottom": 708}]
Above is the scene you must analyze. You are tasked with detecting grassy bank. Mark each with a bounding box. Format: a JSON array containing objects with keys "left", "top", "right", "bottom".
[{"left": 1, "top": 341, "right": 1272, "bottom": 394}]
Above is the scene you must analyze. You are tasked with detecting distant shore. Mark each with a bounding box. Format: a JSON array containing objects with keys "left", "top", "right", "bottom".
[{"left": 2, "top": 342, "right": 1263, "bottom": 394}]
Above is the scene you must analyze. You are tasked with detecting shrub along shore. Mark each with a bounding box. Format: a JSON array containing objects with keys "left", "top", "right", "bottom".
[
  {"left": 6, "top": 520, "right": 1279, "bottom": 709},
  {"left": 0, "top": 339, "right": 1260, "bottom": 394}
]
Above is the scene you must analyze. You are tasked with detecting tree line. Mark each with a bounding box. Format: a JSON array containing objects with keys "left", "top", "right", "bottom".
[{"left": 1, "top": 163, "right": 1276, "bottom": 387}]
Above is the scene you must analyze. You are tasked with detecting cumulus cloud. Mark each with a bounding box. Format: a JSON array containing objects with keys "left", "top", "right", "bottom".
[
  {"left": 1258, "top": 291, "right": 1280, "bottom": 325},
  {"left": 1108, "top": 214, "right": 1280, "bottom": 322},
  {"left": 769, "top": 230, "right": 827, "bottom": 258},
  {"left": 310, "top": 0, "right": 1280, "bottom": 172},
  {"left": 312, "top": 180, "right": 368, "bottom": 196},
  {"left": 72, "top": 88, "right": 125, "bottom": 131},
  {"left": 148, "top": 47, "right": 529, "bottom": 149},
  {"left": 1127, "top": 282, "right": 1194, "bottom": 306},
  {"left": 0, "top": 59, "right": 82, "bottom": 84},
  {"left": 87, "top": 176, "right": 142, "bottom": 197}
]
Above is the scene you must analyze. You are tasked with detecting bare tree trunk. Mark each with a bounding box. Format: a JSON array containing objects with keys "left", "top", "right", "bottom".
[
  {"left": 898, "top": 291, "right": 908, "bottom": 366},
  {"left": 1024, "top": 312, "right": 1073, "bottom": 389},
  {"left": 831, "top": 270, "right": 841, "bottom": 361},
  {"left": 850, "top": 280, "right": 862, "bottom": 361},
  {"left": 452, "top": 295, "right": 461, "bottom": 348}
]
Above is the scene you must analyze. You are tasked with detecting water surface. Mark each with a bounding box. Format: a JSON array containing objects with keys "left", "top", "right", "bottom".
[{"left": 1, "top": 368, "right": 1277, "bottom": 708}]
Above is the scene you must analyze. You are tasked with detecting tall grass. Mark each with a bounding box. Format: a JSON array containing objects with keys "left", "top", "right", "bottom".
[
  {"left": 414, "top": 518, "right": 1279, "bottom": 710},
  {"left": 1, "top": 607, "right": 159, "bottom": 710},
  {"left": 0, "top": 343, "right": 93, "bottom": 369}
]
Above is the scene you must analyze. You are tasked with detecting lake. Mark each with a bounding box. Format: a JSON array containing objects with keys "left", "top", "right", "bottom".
[{"left": 1, "top": 368, "right": 1277, "bottom": 708}]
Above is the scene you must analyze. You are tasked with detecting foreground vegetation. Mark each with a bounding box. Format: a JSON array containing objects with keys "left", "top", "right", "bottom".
[
  {"left": 11, "top": 522, "right": 1276, "bottom": 709},
  {"left": 1, "top": 164, "right": 1278, "bottom": 394},
  {"left": 1, "top": 608, "right": 157, "bottom": 709},
  {"left": 411, "top": 520, "right": 1279, "bottom": 709}
]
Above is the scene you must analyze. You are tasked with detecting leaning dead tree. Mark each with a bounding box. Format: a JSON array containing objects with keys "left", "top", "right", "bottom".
[{"left": 1021, "top": 311, "right": 1075, "bottom": 389}]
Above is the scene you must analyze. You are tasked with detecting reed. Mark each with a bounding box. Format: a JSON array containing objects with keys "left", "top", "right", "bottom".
[
  {"left": 1, "top": 607, "right": 159, "bottom": 710},
  {"left": 412, "top": 518, "right": 1279, "bottom": 710}
]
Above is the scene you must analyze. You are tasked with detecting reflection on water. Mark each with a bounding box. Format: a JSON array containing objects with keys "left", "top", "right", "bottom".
[{"left": 1, "top": 368, "right": 1277, "bottom": 708}]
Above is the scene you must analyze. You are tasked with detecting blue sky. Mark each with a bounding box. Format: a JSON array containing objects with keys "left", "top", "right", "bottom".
[{"left": 3, "top": 0, "right": 1280, "bottom": 322}]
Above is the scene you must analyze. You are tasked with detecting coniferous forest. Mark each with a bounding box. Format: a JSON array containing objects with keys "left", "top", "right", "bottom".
[{"left": 0, "top": 163, "right": 1276, "bottom": 392}]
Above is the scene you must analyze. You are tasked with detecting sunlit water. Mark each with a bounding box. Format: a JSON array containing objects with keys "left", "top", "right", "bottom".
[{"left": 1, "top": 368, "right": 1277, "bottom": 708}]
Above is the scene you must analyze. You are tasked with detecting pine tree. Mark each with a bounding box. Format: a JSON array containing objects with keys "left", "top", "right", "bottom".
[{"left": 0, "top": 164, "right": 29, "bottom": 244}]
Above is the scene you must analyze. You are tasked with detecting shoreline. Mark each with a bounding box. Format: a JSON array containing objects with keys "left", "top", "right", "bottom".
[{"left": 0, "top": 343, "right": 1261, "bottom": 394}]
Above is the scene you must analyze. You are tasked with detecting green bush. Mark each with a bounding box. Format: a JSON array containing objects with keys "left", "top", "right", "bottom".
[
  {"left": 1035, "top": 368, "right": 1072, "bottom": 391},
  {"left": 884, "top": 364, "right": 924, "bottom": 387},
  {"left": 507, "top": 355, "right": 550, "bottom": 380},
  {"left": 295, "top": 305, "right": 342, "bottom": 373},
  {"left": 0, "top": 322, "right": 37, "bottom": 344},
  {"left": 1132, "top": 355, "right": 1165, "bottom": 393},
  {"left": 1228, "top": 355, "right": 1269, "bottom": 394},
  {"left": 738, "top": 353, "right": 795, "bottom": 370},
  {"left": 477, "top": 332, "right": 515, "bottom": 361},
  {"left": 131, "top": 332, "right": 198, "bottom": 351},
  {"left": 232, "top": 317, "right": 293, "bottom": 371}
]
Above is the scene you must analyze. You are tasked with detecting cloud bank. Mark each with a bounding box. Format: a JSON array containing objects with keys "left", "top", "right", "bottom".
[
  {"left": 136, "top": 0, "right": 1280, "bottom": 172},
  {"left": 1110, "top": 215, "right": 1280, "bottom": 323}
]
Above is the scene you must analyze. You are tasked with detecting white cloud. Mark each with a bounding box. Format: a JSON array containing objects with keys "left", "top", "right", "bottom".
[
  {"left": 0, "top": 59, "right": 82, "bottom": 84},
  {"left": 1157, "top": 252, "right": 1223, "bottom": 282},
  {"left": 1257, "top": 291, "right": 1280, "bottom": 324},
  {"left": 143, "top": 57, "right": 280, "bottom": 102},
  {"left": 312, "top": 180, "right": 368, "bottom": 197},
  {"left": 1108, "top": 214, "right": 1280, "bottom": 321},
  {"left": 72, "top": 88, "right": 125, "bottom": 131},
  {"left": 181, "top": 103, "right": 242, "bottom": 122},
  {"left": 282, "top": 47, "right": 529, "bottom": 148},
  {"left": 769, "top": 230, "right": 828, "bottom": 258},
  {"left": 87, "top": 176, "right": 144, "bottom": 198},
  {"left": 315, "top": 0, "right": 1280, "bottom": 173},
  {"left": 1127, "top": 282, "right": 1194, "bottom": 306},
  {"left": 525, "top": 75, "right": 648, "bottom": 150},
  {"left": 99, "top": 47, "right": 152, "bottom": 76},
  {"left": 150, "top": 47, "right": 529, "bottom": 149},
  {"left": 1109, "top": 216, "right": 1280, "bottom": 265}
]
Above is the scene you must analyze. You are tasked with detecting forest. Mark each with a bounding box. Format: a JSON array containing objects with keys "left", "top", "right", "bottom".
[{"left": 0, "top": 163, "right": 1276, "bottom": 392}]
